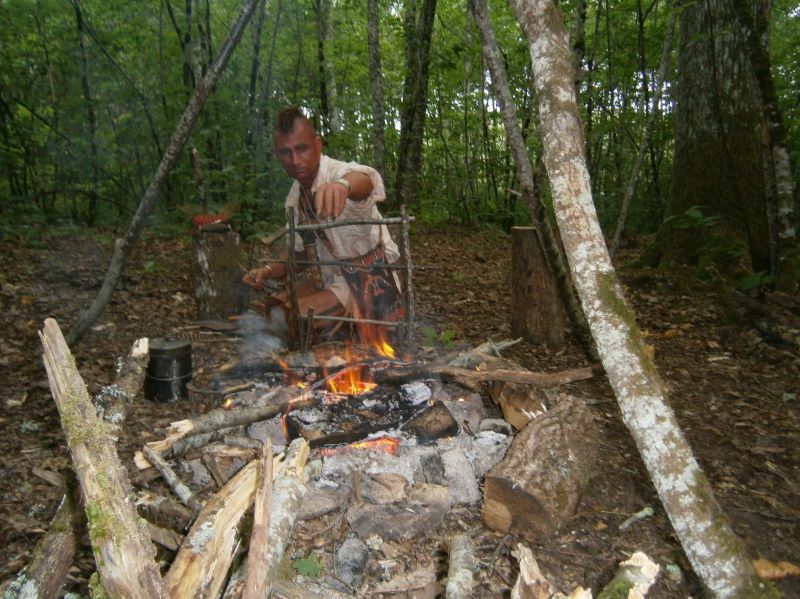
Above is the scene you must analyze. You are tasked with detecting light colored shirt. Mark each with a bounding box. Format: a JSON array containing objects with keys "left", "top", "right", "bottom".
[{"left": 284, "top": 154, "right": 400, "bottom": 310}]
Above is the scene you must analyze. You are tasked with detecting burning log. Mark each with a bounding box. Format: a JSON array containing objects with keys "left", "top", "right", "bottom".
[
  {"left": 445, "top": 534, "right": 477, "bottom": 599},
  {"left": 482, "top": 395, "right": 598, "bottom": 539},
  {"left": 39, "top": 319, "right": 165, "bottom": 598}
]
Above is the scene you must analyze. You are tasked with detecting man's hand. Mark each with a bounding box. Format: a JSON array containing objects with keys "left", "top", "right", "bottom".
[
  {"left": 243, "top": 265, "right": 273, "bottom": 289},
  {"left": 314, "top": 179, "right": 351, "bottom": 219}
]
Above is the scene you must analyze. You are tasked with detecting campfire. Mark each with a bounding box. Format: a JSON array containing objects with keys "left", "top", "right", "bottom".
[{"left": 37, "top": 320, "right": 609, "bottom": 598}]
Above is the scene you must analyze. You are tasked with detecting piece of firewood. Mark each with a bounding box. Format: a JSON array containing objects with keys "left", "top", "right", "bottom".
[
  {"left": 510, "top": 544, "right": 552, "bottom": 599},
  {"left": 146, "top": 387, "right": 314, "bottom": 457},
  {"left": 596, "top": 551, "right": 659, "bottom": 599},
  {"left": 375, "top": 363, "right": 597, "bottom": 388},
  {"left": 142, "top": 445, "right": 202, "bottom": 513},
  {"left": 242, "top": 440, "right": 273, "bottom": 599},
  {"left": 165, "top": 460, "right": 259, "bottom": 599},
  {"left": 94, "top": 337, "right": 149, "bottom": 431},
  {"left": 147, "top": 522, "right": 183, "bottom": 551},
  {"left": 39, "top": 319, "right": 165, "bottom": 599},
  {"left": 445, "top": 534, "right": 476, "bottom": 599},
  {"left": 482, "top": 395, "right": 598, "bottom": 539},
  {"left": 135, "top": 491, "right": 194, "bottom": 533},
  {"left": 1, "top": 478, "right": 84, "bottom": 599}
]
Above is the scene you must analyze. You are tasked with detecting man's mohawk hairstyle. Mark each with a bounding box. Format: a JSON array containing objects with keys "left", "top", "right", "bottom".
[{"left": 275, "top": 107, "right": 311, "bottom": 135}]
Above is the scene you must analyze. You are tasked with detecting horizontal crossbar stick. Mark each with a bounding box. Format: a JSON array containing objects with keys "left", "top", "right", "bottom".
[
  {"left": 268, "top": 258, "right": 434, "bottom": 271},
  {"left": 293, "top": 216, "right": 415, "bottom": 231},
  {"left": 305, "top": 314, "right": 403, "bottom": 327}
]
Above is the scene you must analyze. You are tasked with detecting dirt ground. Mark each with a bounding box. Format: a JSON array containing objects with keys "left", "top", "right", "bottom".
[{"left": 0, "top": 223, "right": 797, "bottom": 597}]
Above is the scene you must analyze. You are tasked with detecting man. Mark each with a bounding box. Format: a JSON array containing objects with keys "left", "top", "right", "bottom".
[{"left": 243, "top": 107, "right": 402, "bottom": 344}]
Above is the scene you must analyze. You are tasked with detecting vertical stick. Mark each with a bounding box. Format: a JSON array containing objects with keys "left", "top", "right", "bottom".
[{"left": 401, "top": 205, "right": 416, "bottom": 351}]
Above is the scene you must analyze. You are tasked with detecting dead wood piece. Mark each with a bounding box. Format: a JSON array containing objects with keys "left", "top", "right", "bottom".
[
  {"left": 376, "top": 363, "right": 597, "bottom": 388},
  {"left": 146, "top": 387, "right": 313, "bottom": 458},
  {"left": 242, "top": 440, "right": 273, "bottom": 599},
  {"left": 482, "top": 395, "right": 598, "bottom": 540},
  {"left": 143, "top": 445, "right": 202, "bottom": 513},
  {"left": 147, "top": 522, "right": 183, "bottom": 551},
  {"left": 446, "top": 534, "right": 476, "bottom": 599},
  {"left": 510, "top": 544, "right": 551, "bottom": 599},
  {"left": 165, "top": 460, "right": 259, "bottom": 599},
  {"left": 596, "top": 551, "right": 659, "bottom": 599},
  {"left": 2, "top": 478, "right": 84, "bottom": 599},
  {"left": 94, "top": 337, "right": 149, "bottom": 429},
  {"left": 136, "top": 492, "right": 194, "bottom": 533},
  {"left": 39, "top": 319, "right": 165, "bottom": 598}
]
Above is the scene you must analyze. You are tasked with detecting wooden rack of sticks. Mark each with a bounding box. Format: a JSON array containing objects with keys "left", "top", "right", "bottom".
[{"left": 280, "top": 206, "right": 416, "bottom": 353}]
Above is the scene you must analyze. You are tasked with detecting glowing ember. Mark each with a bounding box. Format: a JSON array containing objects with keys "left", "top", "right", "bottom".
[
  {"left": 223, "top": 397, "right": 235, "bottom": 409},
  {"left": 317, "top": 436, "right": 400, "bottom": 457}
]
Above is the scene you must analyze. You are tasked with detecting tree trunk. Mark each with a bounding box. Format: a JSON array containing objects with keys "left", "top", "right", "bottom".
[
  {"left": 66, "top": 0, "right": 260, "bottom": 346},
  {"left": 367, "top": 0, "right": 386, "bottom": 176},
  {"left": 644, "top": 0, "right": 770, "bottom": 275},
  {"left": 469, "top": 0, "right": 595, "bottom": 359},
  {"left": 609, "top": 8, "right": 676, "bottom": 257},
  {"left": 508, "top": 0, "right": 770, "bottom": 596},
  {"left": 245, "top": 0, "right": 267, "bottom": 155},
  {"left": 315, "top": 0, "right": 341, "bottom": 137},
  {"left": 195, "top": 225, "right": 250, "bottom": 320},
  {"left": 395, "top": 0, "right": 437, "bottom": 206},
  {"left": 731, "top": 0, "right": 799, "bottom": 291},
  {"left": 510, "top": 226, "right": 568, "bottom": 347},
  {"left": 40, "top": 319, "right": 165, "bottom": 598},
  {"left": 71, "top": 0, "right": 99, "bottom": 225}
]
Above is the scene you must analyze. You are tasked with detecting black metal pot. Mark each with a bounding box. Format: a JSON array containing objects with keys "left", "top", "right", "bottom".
[{"left": 144, "top": 338, "right": 192, "bottom": 402}]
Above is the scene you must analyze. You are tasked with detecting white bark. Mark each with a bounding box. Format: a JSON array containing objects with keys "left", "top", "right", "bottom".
[{"left": 507, "top": 1, "right": 769, "bottom": 597}]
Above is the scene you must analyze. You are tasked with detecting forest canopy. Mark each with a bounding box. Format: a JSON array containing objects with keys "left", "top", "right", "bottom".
[{"left": 0, "top": 0, "right": 797, "bottom": 252}]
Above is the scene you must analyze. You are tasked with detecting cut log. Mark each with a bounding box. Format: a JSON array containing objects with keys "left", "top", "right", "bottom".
[
  {"left": 445, "top": 534, "right": 476, "bottom": 599},
  {"left": 39, "top": 318, "right": 165, "bottom": 598},
  {"left": 242, "top": 440, "right": 273, "bottom": 599},
  {"left": 195, "top": 225, "right": 250, "bottom": 320},
  {"left": 482, "top": 395, "right": 598, "bottom": 539},
  {"left": 510, "top": 226, "right": 569, "bottom": 348}
]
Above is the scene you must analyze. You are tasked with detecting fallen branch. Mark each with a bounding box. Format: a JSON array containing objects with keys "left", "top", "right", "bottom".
[
  {"left": 445, "top": 534, "right": 476, "bottom": 598},
  {"left": 142, "top": 445, "right": 202, "bottom": 513},
  {"left": 375, "top": 364, "right": 598, "bottom": 387},
  {"left": 39, "top": 318, "right": 165, "bottom": 598}
]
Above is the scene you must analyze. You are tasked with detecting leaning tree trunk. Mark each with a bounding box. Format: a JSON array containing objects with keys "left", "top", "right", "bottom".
[
  {"left": 67, "top": 0, "right": 260, "bottom": 346},
  {"left": 508, "top": 0, "right": 770, "bottom": 596},
  {"left": 469, "top": 0, "right": 595, "bottom": 358},
  {"left": 367, "top": 0, "right": 387, "bottom": 176}
]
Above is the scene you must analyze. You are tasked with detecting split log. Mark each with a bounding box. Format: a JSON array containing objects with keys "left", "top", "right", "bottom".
[
  {"left": 510, "top": 544, "right": 552, "bottom": 599},
  {"left": 165, "top": 460, "right": 259, "bottom": 599},
  {"left": 39, "top": 318, "right": 165, "bottom": 598},
  {"left": 195, "top": 225, "right": 249, "bottom": 320},
  {"left": 135, "top": 491, "right": 194, "bottom": 533},
  {"left": 482, "top": 395, "right": 598, "bottom": 539},
  {"left": 242, "top": 440, "right": 273, "bottom": 599},
  {"left": 596, "top": 552, "right": 659, "bottom": 599},
  {"left": 445, "top": 534, "right": 476, "bottom": 599},
  {"left": 147, "top": 522, "right": 183, "bottom": 552},
  {"left": 510, "top": 226, "right": 569, "bottom": 348}
]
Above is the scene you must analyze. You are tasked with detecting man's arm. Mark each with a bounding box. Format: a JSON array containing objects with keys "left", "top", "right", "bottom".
[
  {"left": 242, "top": 247, "right": 306, "bottom": 289},
  {"left": 314, "top": 171, "right": 373, "bottom": 219}
]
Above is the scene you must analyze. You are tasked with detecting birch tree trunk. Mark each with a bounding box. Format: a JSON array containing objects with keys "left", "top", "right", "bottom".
[
  {"left": 66, "top": 0, "right": 260, "bottom": 346},
  {"left": 367, "top": 0, "right": 386, "bottom": 176},
  {"left": 508, "top": 0, "right": 770, "bottom": 596}
]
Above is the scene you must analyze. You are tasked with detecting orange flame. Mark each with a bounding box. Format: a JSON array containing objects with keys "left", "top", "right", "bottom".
[
  {"left": 317, "top": 436, "right": 400, "bottom": 457},
  {"left": 326, "top": 366, "right": 377, "bottom": 395}
]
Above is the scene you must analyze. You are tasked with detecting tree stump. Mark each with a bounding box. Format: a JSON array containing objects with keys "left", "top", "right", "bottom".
[
  {"left": 195, "top": 224, "right": 249, "bottom": 320},
  {"left": 510, "top": 226, "right": 568, "bottom": 348},
  {"left": 482, "top": 394, "right": 598, "bottom": 539}
]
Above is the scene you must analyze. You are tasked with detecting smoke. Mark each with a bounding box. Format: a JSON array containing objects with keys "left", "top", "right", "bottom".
[{"left": 237, "top": 307, "right": 288, "bottom": 362}]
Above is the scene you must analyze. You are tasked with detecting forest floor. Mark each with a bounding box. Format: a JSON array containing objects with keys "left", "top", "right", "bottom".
[{"left": 0, "top": 223, "right": 798, "bottom": 597}]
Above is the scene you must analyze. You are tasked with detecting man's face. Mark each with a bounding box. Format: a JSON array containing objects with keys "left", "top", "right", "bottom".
[{"left": 273, "top": 120, "right": 323, "bottom": 187}]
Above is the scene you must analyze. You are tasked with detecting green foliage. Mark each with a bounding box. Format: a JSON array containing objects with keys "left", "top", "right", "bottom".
[
  {"left": 735, "top": 271, "right": 774, "bottom": 292},
  {"left": 420, "top": 325, "right": 457, "bottom": 349},
  {"left": 292, "top": 553, "right": 324, "bottom": 577},
  {"left": 663, "top": 206, "right": 721, "bottom": 230}
]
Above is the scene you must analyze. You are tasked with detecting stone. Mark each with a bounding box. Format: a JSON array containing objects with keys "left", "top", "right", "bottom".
[
  {"left": 440, "top": 448, "right": 481, "bottom": 504},
  {"left": 360, "top": 472, "right": 408, "bottom": 504},
  {"left": 335, "top": 536, "right": 369, "bottom": 588}
]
